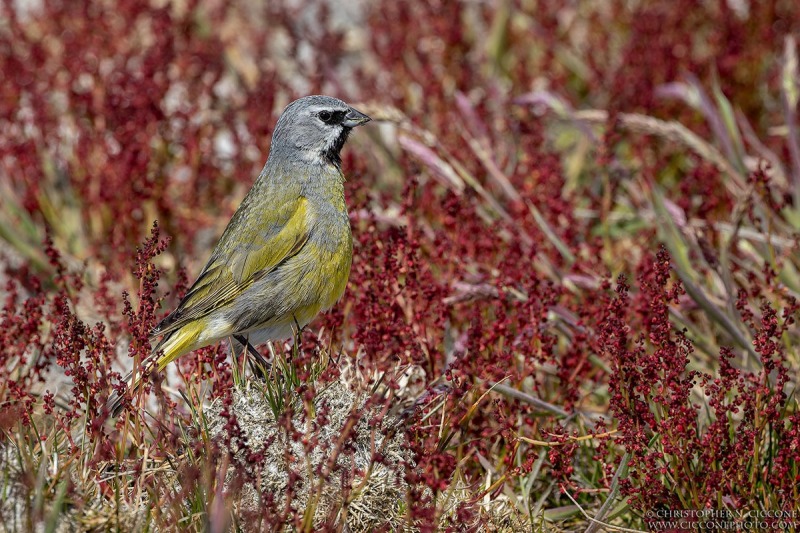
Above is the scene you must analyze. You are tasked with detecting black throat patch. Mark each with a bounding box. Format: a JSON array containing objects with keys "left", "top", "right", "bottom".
[{"left": 322, "top": 127, "right": 352, "bottom": 167}]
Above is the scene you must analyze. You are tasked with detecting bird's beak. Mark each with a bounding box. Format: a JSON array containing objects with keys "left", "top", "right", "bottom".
[{"left": 342, "top": 107, "right": 371, "bottom": 128}]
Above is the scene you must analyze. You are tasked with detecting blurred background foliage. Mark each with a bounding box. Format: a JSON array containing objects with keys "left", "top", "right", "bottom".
[
  {"left": 2, "top": 0, "right": 800, "bottom": 530},
  {"left": 3, "top": 0, "right": 797, "bottom": 276}
]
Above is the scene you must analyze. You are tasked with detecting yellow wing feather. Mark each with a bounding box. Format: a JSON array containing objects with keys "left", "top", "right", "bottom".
[{"left": 154, "top": 196, "right": 309, "bottom": 339}]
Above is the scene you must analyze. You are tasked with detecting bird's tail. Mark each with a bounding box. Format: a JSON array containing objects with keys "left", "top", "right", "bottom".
[{"left": 107, "top": 323, "right": 203, "bottom": 417}]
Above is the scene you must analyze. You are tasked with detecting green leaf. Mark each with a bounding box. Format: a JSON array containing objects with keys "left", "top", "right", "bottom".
[
  {"left": 783, "top": 36, "right": 799, "bottom": 110},
  {"left": 543, "top": 504, "right": 582, "bottom": 522},
  {"left": 527, "top": 201, "right": 575, "bottom": 266},
  {"left": 44, "top": 478, "right": 70, "bottom": 533},
  {"left": 712, "top": 78, "right": 746, "bottom": 172}
]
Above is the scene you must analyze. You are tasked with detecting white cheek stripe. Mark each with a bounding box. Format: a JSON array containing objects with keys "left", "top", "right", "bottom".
[{"left": 325, "top": 128, "right": 344, "bottom": 149}]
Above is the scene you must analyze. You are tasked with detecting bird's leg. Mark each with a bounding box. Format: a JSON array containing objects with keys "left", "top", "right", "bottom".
[
  {"left": 291, "top": 315, "right": 305, "bottom": 335},
  {"left": 290, "top": 315, "right": 305, "bottom": 362},
  {"left": 234, "top": 334, "right": 271, "bottom": 379}
]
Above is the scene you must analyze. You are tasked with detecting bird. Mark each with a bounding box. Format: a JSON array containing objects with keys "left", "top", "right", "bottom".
[{"left": 109, "top": 95, "right": 371, "bottom": 416}]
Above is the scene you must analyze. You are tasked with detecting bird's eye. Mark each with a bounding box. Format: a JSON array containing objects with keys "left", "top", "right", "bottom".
[{"left": 318, "top": 110, "right": 333, "bottom": 123}]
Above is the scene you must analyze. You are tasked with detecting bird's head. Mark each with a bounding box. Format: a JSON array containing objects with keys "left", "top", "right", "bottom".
[{"left": 270, "top": 95, "right": 371, "bottom": 166}]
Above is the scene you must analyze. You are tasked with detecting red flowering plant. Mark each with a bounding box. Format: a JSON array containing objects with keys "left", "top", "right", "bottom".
[{"left": 2, "top": 0, "right": 799, "bottom": 530}]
